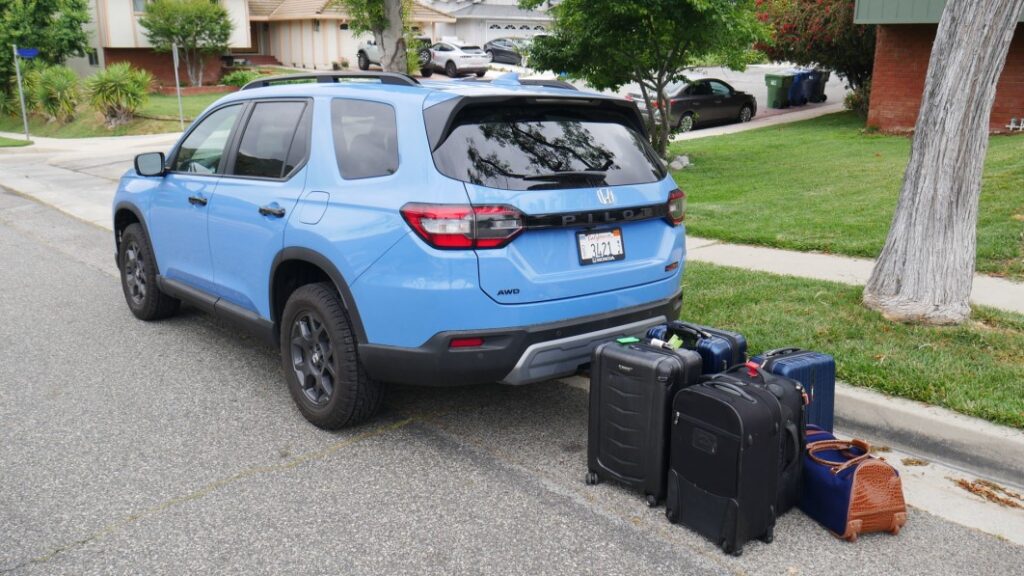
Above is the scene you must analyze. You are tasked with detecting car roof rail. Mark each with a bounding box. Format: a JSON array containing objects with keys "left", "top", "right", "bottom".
[{"left": 241, "top": 71, "right": 420, "bottom": 90}]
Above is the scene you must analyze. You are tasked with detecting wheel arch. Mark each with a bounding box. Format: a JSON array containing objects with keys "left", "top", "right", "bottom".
[
  {"left": 113, "top": 202, "right": 155, "bottom": 272},
  {"left": 269, "top": 247, "right": 367, "bottom": 344}
]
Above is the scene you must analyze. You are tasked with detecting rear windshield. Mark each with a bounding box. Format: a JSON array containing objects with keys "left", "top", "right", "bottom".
[
  {"left": 432, "top": 106, "right": 665, "bottom": 191},
  {"left": 460, "top": 46, "right": 483, "bottom": 53}
]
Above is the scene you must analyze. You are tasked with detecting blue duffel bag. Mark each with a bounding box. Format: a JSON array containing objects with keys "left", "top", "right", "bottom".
[
  {"left": 752, "top": 348, "right": 836, "bottom": 431},
  {"left": 647, "top": 321, "right": 747, "bottom": 374},
  {"left": 801, "top": 426, "right": 907, "bottom": 541}
]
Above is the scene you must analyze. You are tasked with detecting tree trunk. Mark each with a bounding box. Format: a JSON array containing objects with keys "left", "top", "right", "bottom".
[
  {"left": 862, "top": 0, "right": 1024, "bottom": 325},
  {"left": 196, "top": 53, "right": 205, "bottom": 88},
  {"left": 378, "top": 0, "right": 408, "bottom": 73}
]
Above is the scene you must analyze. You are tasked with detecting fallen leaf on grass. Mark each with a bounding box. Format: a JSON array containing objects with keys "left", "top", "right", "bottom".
[
  {"left": 870, "top": 445, "right": 891, "bottom": 454},
  {"left": 901, "top": 457, "right": 929, "bottom": 467},
  {"left": 950, "top": 477, "right": 1024, "bottom": 509},
  {"left": 1012, "top": 214, "right": 1024, "bottom": 222}
]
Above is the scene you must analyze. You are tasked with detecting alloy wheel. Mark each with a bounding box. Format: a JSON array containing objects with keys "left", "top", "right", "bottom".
[
  {"left": 740, "top": 107, "right": 752, "bottom": 122},
  {"left": 123, "top": 241, "right": 147, "bottom": 305},
  {"left": 290, "top": 311, "right": 336, "bottom": 406}
]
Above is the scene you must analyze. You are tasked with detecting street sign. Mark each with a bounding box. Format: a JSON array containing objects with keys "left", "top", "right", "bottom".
[{"left": 16, "top": 47, "right": 39, "bottom": 59}]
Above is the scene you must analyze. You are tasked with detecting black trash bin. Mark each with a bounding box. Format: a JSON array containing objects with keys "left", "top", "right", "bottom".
[{"left": 805, "top": 68, "right": 830, "bottom": 103}]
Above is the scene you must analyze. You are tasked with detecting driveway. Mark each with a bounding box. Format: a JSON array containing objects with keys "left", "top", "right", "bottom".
[{"left": 1, "top": 189, "right": 1023, "bottom": 574}]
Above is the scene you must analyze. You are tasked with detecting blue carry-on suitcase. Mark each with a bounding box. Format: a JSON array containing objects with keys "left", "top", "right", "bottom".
[
  {"left": 752, "top": 348, "right": 836, "bottom": 431},
  {"left": 647, "top": 321, "right": 747, "bottom": 374}
]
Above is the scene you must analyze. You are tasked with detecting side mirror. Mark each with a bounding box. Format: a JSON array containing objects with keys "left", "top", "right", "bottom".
[{"left": 135, "top": 152, "right": 166, "bottom": 177}]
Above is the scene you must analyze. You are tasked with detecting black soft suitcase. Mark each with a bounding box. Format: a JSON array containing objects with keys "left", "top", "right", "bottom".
[
  {"left": 716, "top": 364, "right": 806, "bottom": 515},
  {"left": 587, "top": 341, "right": 702, "bottom": 506},
  {"left": 666, "top": 374, "right": 781, "bottom": 556}
]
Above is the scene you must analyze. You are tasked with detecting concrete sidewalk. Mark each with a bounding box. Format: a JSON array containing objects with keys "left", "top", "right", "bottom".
[
  {"left": 672, "top": 102, "right": 846, "bottom": 141},
  {"left": 686, "top": 236, "right": 1024, "bottom": 315}
]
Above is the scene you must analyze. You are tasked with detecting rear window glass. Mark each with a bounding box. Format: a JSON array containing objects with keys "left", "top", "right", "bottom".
[
  {"left": 461, "top": 46, "right": 483, "bottom": 53},
  {"left": 331, "top": 99, "right": 399, "bottom": 179},
  {"left": 232, "top": 101, "right": 307, "bottom": 179},
  {"left": 431, "top": 106, "right": 664, "bottom": 191}
]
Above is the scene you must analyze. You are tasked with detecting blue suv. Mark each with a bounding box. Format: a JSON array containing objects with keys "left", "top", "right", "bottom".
[{"left": 114, "top": 72, "right": 686, "bottom": 429}]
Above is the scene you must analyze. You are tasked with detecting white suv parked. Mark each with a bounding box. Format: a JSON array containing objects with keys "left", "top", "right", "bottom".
[{"left": 421, "top": 41, "right": 492, "bottom": 78}]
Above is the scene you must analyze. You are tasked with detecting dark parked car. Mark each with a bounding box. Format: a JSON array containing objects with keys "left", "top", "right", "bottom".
[
  {"left": 628, "top": 78, "right": 756, "bottom": 132},
  {"left": 483, "top": 37, "right": 529, "bottom": 65}
]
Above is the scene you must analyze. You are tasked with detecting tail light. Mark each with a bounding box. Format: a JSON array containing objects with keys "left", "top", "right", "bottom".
[
  {"left": 666, "top": 189, "right": 686, "bottom": 225},
  {"left": 401, "top": 203, "right": 524, "bottom": 249}
]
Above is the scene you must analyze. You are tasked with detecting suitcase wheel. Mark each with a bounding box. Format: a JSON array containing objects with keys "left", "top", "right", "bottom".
[
  {"left": 721, "top": 541, "right": 742, "bottom": 557},
  {"left": 665, "top": 507, "right": 678, "bottom": 524},
  {"left": 645, "top": 494, "right": 658, "bottom": 508},
  {"left": 761, "top": 525, "right": 774, "bottom": 544},
  {"left": 584, "top": 471, "right": 600, "bottom": 486}
]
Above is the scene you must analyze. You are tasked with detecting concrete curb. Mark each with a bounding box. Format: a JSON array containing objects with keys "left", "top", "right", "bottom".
[{"left": 834, "top": 382, "right": 1024, "bottom": 489}]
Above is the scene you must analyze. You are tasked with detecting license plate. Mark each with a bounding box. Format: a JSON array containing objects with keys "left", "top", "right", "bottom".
[{"left": 577, "top": 229, "right": 625, "bottom": 265}]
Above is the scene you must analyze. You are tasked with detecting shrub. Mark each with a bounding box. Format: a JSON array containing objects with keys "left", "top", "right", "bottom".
[
  {"left": 844, "top": 81, "right": 871, "bottom": 118},
  {"left": 86, "top": 62, "right": 154, "bottom": 127},
  {"left": 34, "top": 66, "right": 80, "bottom": 123},
  {"left": 221, "top": 69, "right": 261, "bottom": 88}
]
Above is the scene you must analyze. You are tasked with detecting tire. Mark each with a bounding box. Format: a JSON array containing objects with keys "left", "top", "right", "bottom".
[
  {"left": 357, "top": 52, "right": 369, "bottom": 71},
  {"left": 739, "top": 104, "right": 753, "bottom": 123},
  {"left": 420, "top": 67, "right": 433, "bottom": 78},
  {"left": 118, "top": 223, "right": 180, "bottom": 321},
  {"left": 676, "top": 113, "right": 695, "bottom": 133},
  {"left": 280, "top": 282, "right": 383, "bottom": 430},
  {"left": 486, "top": 50, "right": 495, "bottom": 62},
  {"left": 475, "top": 70, "right": 485, "bottom": 78},
  {"left": 445, "top": 61, "right": 458, "bottom": 77}
]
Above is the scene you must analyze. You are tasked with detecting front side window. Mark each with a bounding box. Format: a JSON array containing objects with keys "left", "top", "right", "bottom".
[
  {"left": 331, "top": 99, "right": 399, "bottom": 180},
  {"left": 709, "top": 81, "right": 732, "bottom": 96},
  {"left": 132, "top": 0, "right": 146, "bottom": 12},
  {"left": 232, "top": 101, "right": 308, "bottom": 179},
  {"left": 432, "top": 105, "right": 664, "bottom": 191},
  {"left": 172, "top": 104, "right": 242, "bottom": 174}
]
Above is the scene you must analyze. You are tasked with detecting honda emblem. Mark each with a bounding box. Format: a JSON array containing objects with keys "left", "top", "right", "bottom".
[{"left": 596, "top": 188, "right": 615, "bottom": 205}]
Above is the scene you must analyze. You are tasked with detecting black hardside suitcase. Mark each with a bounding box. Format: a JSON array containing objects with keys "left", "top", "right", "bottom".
[
  {"left": 716, "top": 364, "right": 807, "bottom": 515},
  {"left": 666, "top": 374, "right": 780, "bottom": 556},
  {"left": 588, "top": 341, "right": 702, "bottom": 506}
]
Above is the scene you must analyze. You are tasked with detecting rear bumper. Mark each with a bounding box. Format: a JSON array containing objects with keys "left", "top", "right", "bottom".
[{"left": 359, "top": 289, "right": 681, "bottom": 386}]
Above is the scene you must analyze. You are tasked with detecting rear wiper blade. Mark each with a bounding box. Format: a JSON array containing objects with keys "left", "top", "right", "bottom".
[{"left": 521, "top": 170, "right": 607, "bottom": 181}]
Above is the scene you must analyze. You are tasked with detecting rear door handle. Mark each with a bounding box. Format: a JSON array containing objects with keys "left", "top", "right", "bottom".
[
  {"left": 259, "top": 205, "right": 286, "bottom": 218},
  {"left": 188, "top": 195, "right": 207, "bottom": 206}
]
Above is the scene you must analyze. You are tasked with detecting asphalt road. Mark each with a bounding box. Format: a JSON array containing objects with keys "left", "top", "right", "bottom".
[{"left": 2, "top": 188, "right": 1022, "bottom": 575}]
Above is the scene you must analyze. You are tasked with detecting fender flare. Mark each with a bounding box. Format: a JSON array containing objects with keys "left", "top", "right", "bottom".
[
  {"left": 113, "top": 201, "right": 158, "bottom": 273},
  {"left": 269, "top": 247, "right": 368, "bottom": 344}
]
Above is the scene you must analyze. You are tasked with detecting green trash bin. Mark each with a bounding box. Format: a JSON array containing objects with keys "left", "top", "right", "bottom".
[{"left": 765, "top": 72, "right": 794, "bottom": 109}]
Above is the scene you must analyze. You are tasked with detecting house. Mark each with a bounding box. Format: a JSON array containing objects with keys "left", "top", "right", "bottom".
[
  {"left": 422, "top": 0, "right": 554, "bottom": 47},
  {"left": 855, "top": 0, "right": 1023, "bottom": 133},
  {"left": 67, "top": 0, "right": 456, "bottom": 86}
]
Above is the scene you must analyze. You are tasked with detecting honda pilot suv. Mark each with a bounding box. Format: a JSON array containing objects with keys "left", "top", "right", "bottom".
[{"left": 114, "top": 72, "right": 686, "bottom": 429}]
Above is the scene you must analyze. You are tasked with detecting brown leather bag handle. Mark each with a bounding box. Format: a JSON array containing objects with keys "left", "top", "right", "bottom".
[{"left": 807, "top": 439, "right": 872, "bottom": 475}]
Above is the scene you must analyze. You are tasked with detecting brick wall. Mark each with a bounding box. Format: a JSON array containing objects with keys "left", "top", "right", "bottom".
[
  {"left": 103, "top": 48, "right": 223, "bottom": 87},
  {"left": 868, "top": 24, "right": 1024, "bottom": 133}
]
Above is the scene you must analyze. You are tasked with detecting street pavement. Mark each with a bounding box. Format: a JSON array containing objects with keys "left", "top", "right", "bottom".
[{"left": 2, "top": 188, "right": 1023, "bottom": 575}]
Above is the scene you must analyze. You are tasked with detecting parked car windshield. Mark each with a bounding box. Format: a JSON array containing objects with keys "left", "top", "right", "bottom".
[{"left": 432, "top": 105, "right": 665, "bottom": 191}]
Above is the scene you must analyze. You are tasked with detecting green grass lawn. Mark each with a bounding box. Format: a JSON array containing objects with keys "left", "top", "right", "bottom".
[
  {"left": 0, "top": 135, "right": 31, "bottom": 147},
  {"left": 0, "top": 93, "right": 224, "bottom": 138},
  {"left": 670, "top": 112, "right": 1024, "bottom": 280},
  {"left": 682, "top": 261, "right": 1024, "bottom": 428}
]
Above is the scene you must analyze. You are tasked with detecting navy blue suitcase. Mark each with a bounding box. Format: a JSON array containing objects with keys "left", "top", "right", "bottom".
[
  {"left": 752, "top": 348, "right": 836, "bottom": 431},
  {"left": 647, "top": 321, "right": 747, "bottom": 374}
]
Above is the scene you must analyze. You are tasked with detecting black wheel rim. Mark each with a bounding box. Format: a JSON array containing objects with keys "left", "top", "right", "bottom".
[
  {"left": 290, "top": 311, "right": 336, "bottom": 406},
  {"left": 123, "top": 241, "right": 147, "bottom": 305},
  {"left": 741, "top": 107, "right": 752, "bottom": 122}
]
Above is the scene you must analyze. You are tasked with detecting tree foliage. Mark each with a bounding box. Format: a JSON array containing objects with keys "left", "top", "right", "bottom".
[
  {"left": 335, "top": 0, "right": 408, "bottom": 73},
  {"left": 0, "top": 0, "right": 90, "bottom": 94},
  {"left": 138, "top": 0, "right": 232, "bottom": 87},
  {"left": 521, "top": 0, "right": 766, "bottom": 157},
  {"left": 756, "top": 0, "right": 875, "bottom": 89}
]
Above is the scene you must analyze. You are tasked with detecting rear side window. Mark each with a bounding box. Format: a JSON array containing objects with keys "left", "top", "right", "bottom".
[
  {"left": 232, "top": 101, "right": 308, "bottom": 179},
  {"left": 431, "top": 105, "right": 664, "bottom": 191},
  {"left": 331, "top": 99, "right": 399, "bottom": 179}
]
